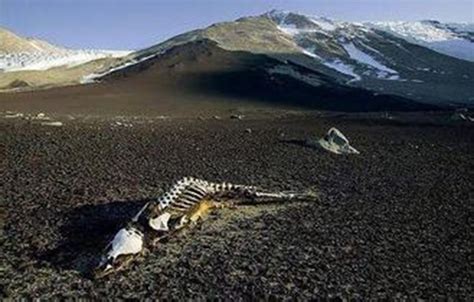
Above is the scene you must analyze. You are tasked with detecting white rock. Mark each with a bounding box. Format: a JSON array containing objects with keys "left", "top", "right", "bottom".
[
  {"left": 41, "top": 121, "right": 63, "bottom": 127},
  {"left": 33, "top": 112, "right": 51, "bottom": 120},
  {"left": 230, "top": 114, "right": 245, "bottom": 120},
  {"left": 307, "top": 127, "right": 360, "bottom": 155},
  {"left": 4, "top": 113, "right": 23, "bottom": 118}
]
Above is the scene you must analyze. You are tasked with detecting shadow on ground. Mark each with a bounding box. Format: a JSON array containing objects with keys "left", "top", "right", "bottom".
[
  {"left": 279, "top": 138, "right": 310, "bottom": 148},
  {"left": 36, "top": 199, "right": 151, "bottom": 277}
]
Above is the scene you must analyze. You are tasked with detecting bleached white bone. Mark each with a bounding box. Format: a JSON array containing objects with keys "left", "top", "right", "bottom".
[
  {"left": 107, "top": 227, "right": 143, "bottom": 260},
  {"left": 307, "top": 127, "right": 360, "bottom": 155},
  {"left": 149, "top": 212, "right": 172, "bottom": 231}
]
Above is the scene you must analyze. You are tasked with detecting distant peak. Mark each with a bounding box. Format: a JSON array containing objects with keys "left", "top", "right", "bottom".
[
  {"left": 265, "top": 9, "right": 290, "bottom": 17},
  {"left": 264, "top": 9, "right": 307, "bottom": 20}
]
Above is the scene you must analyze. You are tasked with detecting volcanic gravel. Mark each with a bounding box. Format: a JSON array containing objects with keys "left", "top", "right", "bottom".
[{"left": 1, "top": 114, "right": 472, "bottom": 299}]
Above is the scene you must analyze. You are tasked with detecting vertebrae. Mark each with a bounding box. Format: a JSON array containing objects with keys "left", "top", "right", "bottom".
[
  {"left": 157, "top": 177, "right": 256, "bottom": 212},
  {"left": 147, "top": 177, "right": 257, "bottom": 232}
]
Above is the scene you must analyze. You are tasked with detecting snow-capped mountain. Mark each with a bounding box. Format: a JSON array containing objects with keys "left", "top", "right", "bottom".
[
  {"left": 367, "top": 20, "right": 474, "bottom": 61},
  {"left": 1, "top": 11, "right": 473, "bottom": 107},
  {"left": 84, "top": 10, "right": 472, "bottom": 106},
  {"left": 267, "top": 10, "right": 403, "bottom": 81},
  {"left": 0, "top": 49, "right": 131, "bottom": 72},
  {"left": 265, "top": 11, "right": 474, "bottom": 80},
  {"left": 0, "top": 27, "right": 130, "bottom": 72}
]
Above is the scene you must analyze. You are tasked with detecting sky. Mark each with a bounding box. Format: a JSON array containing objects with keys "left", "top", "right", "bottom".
[{"left": 1, "top": 0, "right": 473, "bottom": 50}]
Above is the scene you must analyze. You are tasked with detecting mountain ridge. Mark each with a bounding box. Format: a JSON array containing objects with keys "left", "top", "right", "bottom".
[
  {"left": 0, "top": 38, "right": 438, "bottom": 114},
  {"left": 0, "top": 27, "right": 61, "bottom": 53},
  {"left": 81, "top": 10, "right": 473, "bottom": 106},
  {"left": 1, "top": 11, "right": 473, "bottom": 108},
  {"left": 0, "top": 27, "right": 130, "bottom": 73}
]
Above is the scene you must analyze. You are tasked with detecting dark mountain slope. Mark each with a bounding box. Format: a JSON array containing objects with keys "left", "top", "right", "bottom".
[{"left": 0, "top": 40, "right": 436, "bottom": 114}]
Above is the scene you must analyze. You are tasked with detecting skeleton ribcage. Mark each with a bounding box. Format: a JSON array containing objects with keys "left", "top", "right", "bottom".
[
  {"left": 143, "top": 177, "right": 258, "bottom": 232},
  {"left": 157, "top": 177, "right": 255, "bottom": 215}
]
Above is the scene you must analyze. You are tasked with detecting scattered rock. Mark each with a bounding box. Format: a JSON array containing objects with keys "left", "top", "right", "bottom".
[
  {"left": 1, "top": 116, "right": 471, "bottom": 299},
  {"left": 230, "top": 114, "right": 244, "bottom": 120},
  {"left": 381, "top": 112, "right": 394, "bottom": 120},
  {"left": 34, "top": 113, "right": 51, "bottom": 120},
  {"left": 40, "top": 121, "right": 63, "bottom": 127},
  {"left": 4, "top": 112, "right": 24, "bottom": 119},
  {"left": 113, "top": 121, "right": 133, "bottom": 127}
]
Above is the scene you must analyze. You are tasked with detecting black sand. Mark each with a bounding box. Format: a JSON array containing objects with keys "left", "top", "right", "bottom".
[{"left": 1, "top": 113, "right": 472, "bottom": 299}]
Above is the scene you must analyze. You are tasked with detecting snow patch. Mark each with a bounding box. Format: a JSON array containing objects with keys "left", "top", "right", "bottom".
[
  {"left": 277, "top": 24, "right": 301, "bottom": 36},
  {"left": 0, "top": 50, "right": 131, "bottom": 72},
  {"left": 322, "top": 59, "right": 361, "bottom": 82},
  {"left": 277, "top": 24, "right": 321, "bottom": 36},
  {"left": 386, "top": 74, "right": 401, "bottom": 80},
  {"left": 81, "top": 53, "right": 158, "bottom": 83},
  {"left": 309, "top": 17, "right": 337, "bottom": 31},
  {"left": 301, "top": 47, "right": 322, "bottom": 59},
  {"left": 267, "top": 65, "right": 323, "bottom": 87},
  {"left": 368, "top": 21, "right": 474, "bottom": 61},
  {"left": 358, "top": 42, "right": 382, "bottom": 55},
  {"left": 343, "top": 43, "right": 397, "bottom": 74},
  {"left": 370, "top": 21, "right": 457, "bottom": 42}
]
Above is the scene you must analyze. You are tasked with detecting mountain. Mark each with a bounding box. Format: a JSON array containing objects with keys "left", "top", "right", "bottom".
[
  {"left": 368, "top": 20, "right": 474, "bottom": 61},
  {"left": 0, "top": 27, "right": 60, "bottom": 53},
  {"left": 0, "top": 27, "right": 130, "bottom": 72},
  {"left": 81, "top": 11, "right": 474, "bottom": 107},
  {"left": 1, "top": 11, "right": 473, "bottom": 111},
  {"left": 0, "top": 27, "right": 131, "bottom": 90},
  {"left": 0, "top": 39, "right": 435, "bottom": 115}
]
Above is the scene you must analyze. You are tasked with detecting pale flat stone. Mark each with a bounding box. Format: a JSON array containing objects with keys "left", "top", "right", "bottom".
[{"left": 307, "top": 127, "right": 360, "bottom": 155}]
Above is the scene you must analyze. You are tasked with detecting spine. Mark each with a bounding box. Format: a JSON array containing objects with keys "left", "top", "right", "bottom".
[{"left": 157, "top": 177, "right": 256, "bottom": 210}]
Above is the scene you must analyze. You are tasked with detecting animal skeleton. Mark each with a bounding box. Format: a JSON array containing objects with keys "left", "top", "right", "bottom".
[{"left": 94, "top": 177, "right": 317, "bottom": 278}]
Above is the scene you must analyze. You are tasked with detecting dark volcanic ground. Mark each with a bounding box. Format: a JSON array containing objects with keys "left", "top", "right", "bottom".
[{"left": 1, "top": 113, "right": 473, "bottom": 299}]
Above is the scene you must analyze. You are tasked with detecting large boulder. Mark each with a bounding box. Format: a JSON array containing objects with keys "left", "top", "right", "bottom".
[{"left": 307, "top": 127, "right": 360, "bottom": 155}]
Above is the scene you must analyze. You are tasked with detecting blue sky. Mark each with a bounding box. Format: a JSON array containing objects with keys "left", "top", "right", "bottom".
[{"left": 1, "top": 0, "right": 473, "bottom": 50}]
